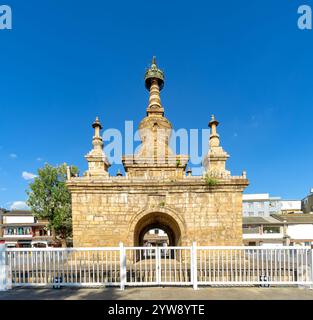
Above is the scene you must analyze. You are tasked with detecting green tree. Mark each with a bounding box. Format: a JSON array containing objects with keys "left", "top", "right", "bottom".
[{"left": 26, "top": 163, "right": 77, "bottom": 247}]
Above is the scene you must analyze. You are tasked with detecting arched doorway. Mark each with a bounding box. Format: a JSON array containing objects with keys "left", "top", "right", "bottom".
[
  {"left": 142, "top": 227, "right": 170, "bottom": 247},
  {"left": 133, "top": 212, "right": 182, "bottom": 247}
]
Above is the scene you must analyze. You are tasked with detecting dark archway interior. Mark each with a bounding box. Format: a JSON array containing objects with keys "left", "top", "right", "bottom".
[{"left": 134, "top": 212, "right": 182, "bottom": 247}]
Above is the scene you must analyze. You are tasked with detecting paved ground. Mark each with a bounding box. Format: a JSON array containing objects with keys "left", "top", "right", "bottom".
[{"left": 1, "top": 286, "right": 313, "bottom": 300}]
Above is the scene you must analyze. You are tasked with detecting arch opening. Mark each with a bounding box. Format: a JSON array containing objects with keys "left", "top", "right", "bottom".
[
  {"left": 141, "top": 226, "right": 171, "bottom": 247},
  {"left": 134, "top": 212, "right": 182, "bottom": 247}
]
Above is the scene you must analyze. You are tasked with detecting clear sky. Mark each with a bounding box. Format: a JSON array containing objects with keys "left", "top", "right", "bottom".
[{"left": 0, "top": 0, "right": 312, "bottom": 210}]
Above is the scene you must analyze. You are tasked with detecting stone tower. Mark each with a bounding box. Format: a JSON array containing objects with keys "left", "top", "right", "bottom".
[
  {"left": 67, "top": 57, "right": 249, "bottom": 247},
  {"left": 122, "top": 56, "right": 189, "bottom": 179}
]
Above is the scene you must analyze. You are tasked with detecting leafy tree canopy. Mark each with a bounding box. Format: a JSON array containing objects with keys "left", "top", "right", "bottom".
[{"left": 27, "top": 163, "right": 78, "bottom": 243}]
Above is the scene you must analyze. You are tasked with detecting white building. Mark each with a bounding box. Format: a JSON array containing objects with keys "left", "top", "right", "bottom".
[
  {"left": 243, "top": 194, "right": 282, "bottom": 217},
  {"left": 280, "top": 200, "right": 302, "bottom": 214},
  {"left": 143, "top": 229, "right": 169, "bottom": 246},
  {"left": 243, "top": 214, "right": 313, "bottom": 247},
  {"left": 0, "top": 210, "right": 52, "bottom": 248}
]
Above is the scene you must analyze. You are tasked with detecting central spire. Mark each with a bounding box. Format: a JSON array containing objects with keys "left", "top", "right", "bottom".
[
  {"left": 145, "top": 56, "right": 165, "bottom": 116},
  {"left": 122, "top": 57, "right": 189, "bottom": 178}
]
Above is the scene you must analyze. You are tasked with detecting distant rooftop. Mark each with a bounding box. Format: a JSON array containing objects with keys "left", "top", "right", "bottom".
[
  {"left": 0, "top": 210, "right": 32, "bottom": 216},
  {"left": 243, "top": 194, "right": 281, "bottom": 201},
  {"left": 272, "top": 214, "right": 313, "bottom": 224},
  {"left": 244, "top": 214, "right": 313, "bottom": 225},
  {"left": 243, "top": 216, "right": 282, "bottom": 225}
]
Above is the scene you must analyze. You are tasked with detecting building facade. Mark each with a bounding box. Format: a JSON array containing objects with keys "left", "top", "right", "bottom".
[
  {"left": 243, "top": 214, "right": 313, "bottom": 246},
  {"left": 242, "top": 194, "right": 281, "bottom": 217},
  {"left": 67, "top": 58, "right": 249, "bottom": 247},
  {"left": 0, "top": 209, "right": 53, "bottom": 248},
  {"left": 302, "top": 189, "right": 313, "bottom": 213},
  {"left": 281, "top": 200, "right": 302, "bottom": 214},
  {"left": 143, "top": 229, "right": 169, "bottom": 247}
]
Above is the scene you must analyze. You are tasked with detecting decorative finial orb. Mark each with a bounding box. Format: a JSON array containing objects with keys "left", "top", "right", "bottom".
[
  {"left": 145, "top": 56, "right": 165, "bottom": 91},
  {"left": 92, "top": 116, "right": 102, "bottom": 129},
  {"left": 209, "top": 114, "right": 219, "bottom": 128}
]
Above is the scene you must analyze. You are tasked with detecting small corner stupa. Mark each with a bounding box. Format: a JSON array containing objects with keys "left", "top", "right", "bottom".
[
  {"left": 203, "top": 115, "right": 231, "bottom": 178},
  {"left": 84, "top": 116, "right": 110, "bottom": 177}
]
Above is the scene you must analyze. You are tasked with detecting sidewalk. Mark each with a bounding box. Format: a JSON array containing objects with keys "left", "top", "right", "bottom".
[{"left": 1, "top": 287, "right": 313, "bottom": 300}]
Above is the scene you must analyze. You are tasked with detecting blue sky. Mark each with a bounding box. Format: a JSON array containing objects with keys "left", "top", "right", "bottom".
[{"left": 0, "top": 0, "right": 312, "bottom": 209}]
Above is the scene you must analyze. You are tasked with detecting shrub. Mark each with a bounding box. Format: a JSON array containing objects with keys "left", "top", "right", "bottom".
[{"left": 205, "top": 174, "right": 218, "bottom": 186}]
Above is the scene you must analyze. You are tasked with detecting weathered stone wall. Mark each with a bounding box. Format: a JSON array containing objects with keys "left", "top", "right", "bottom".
[{"left": 69, "top": 178, "right": 246, "bottom": 247}]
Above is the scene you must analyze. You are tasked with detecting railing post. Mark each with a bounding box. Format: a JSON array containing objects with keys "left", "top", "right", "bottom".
[
  {"left": 156, "top": 247, "right": 161, "bottom": 285},
  {"left": 0, "top": 244, "right": 7, "bottom": 291},
  {"left": 192, "top": 242, "right": 198, "bottom": 290},
  {"left": 119, "top": 242, "right": 126, "bottom": 290},
  {"left": 311, "top": 247, "right": 313, "bottom": 290}
]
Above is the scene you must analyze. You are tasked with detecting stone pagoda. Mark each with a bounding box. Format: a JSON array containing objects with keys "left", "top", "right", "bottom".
[{"left": 67, "top": 57, "right": 249, "bottom": 247}]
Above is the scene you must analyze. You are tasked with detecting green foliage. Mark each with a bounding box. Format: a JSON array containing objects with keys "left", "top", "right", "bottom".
[
  {"left": 205, "top": 174, "right": 218, "bottom": 186},
  {"left": 176, "top": 159, "right": 181, "bottom": 168},
  {"left": 159, "top": 201, "right": 166, "bottom": 207},
  {"left": 26, "top": 163, "right": 78, "bottom": 242}
]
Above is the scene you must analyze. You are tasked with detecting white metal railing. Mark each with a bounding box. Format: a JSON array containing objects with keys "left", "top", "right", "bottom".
[
  {"left": 197, "top": 246, "right": 313, "bottom": 286},
  {"left": 158, "top": 246, "right": 193, "bottom": 286},
  {"left": 125, "top": 247, "right": 158, "bottom": 286},
  {"left": 1, "top": 244, "right": 313, "bottom": 290},
  {"left": 5, "top": 247, "right": 121, "bottom": 288}
]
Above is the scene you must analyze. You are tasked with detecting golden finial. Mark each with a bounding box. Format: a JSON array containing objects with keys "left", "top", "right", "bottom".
[
  {"left": 209, "top": 114, "right": 219, "bottom": 128},
  {"left": 152, "top": 56, "right": 157, "bottom": 67},
  {"left": 145, "top": 56, "right": 164, "bottom": 91},
  {"left": 92, "top": 116, "right": 102, "bottom": 129}
]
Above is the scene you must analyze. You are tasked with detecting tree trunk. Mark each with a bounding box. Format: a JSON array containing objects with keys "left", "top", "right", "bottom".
[{"left": 61, "top": 238, "right": 67, "bottom": 248}]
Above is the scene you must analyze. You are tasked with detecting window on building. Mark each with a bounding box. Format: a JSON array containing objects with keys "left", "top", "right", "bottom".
[
  {"left": 269, "top": 201, "right": 278, "bottom": 208},
  {"left": 39, "top": 229, "right": 48, "bottom": 236},
  {"left": 5, "top": 228, "right": 15, "bottom": 235},
  {"left": 4, "top": 227, "right": 32, "bottom": 236},
  {"left": 263, "top": 226, "right": 280, "bottom": 234}
]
